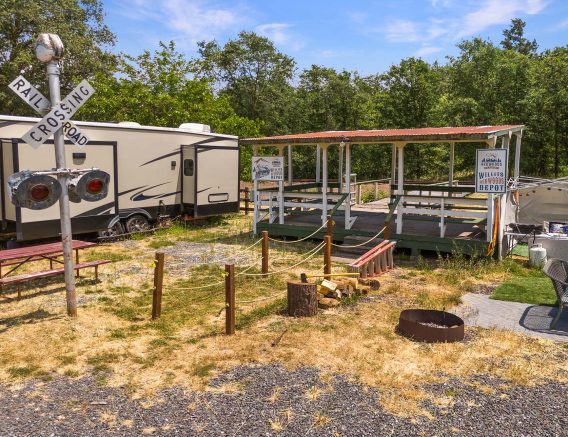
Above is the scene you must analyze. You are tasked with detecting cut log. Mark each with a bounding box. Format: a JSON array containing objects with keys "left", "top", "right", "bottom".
[{"left": 287, "top": 281, "right": 318, "bottom": 317}]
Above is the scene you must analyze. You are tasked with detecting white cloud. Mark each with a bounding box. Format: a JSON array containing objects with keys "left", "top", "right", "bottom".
[
  {"left": 118, "top": 0, "right": 245, "bottom": 45},
  {"left": 384, "top": 0, "right": 547, "bottom": 44},
  {"left": 385, "top": 19, "right": 448, "bottom": 43},
  {"left": 457, "top": 0, "right": 548, "bottom": 38},
  {"left": 255, "top": 23, "right": 306, "bottom": 51},
  {"left": 554, "top": 18, "right": 568, "bottom": 30},
  {"left": 414, "top": 46, "right": 443, "bottom": 57}
]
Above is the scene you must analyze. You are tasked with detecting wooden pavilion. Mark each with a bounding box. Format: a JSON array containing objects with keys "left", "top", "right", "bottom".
[{"left": 241, "top": 125, "right": 524, "bottom": 257}]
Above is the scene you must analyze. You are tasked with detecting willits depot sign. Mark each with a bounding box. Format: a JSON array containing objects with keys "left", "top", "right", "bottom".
[
  {"left": 475, "top": 149, "right": 508, "bottom": 194},
  {"left": 9, "top": 76, "right": 94, "bottom": 148},
  {"left": 252, "top": 156, "right": 284, "bottom": 181}
]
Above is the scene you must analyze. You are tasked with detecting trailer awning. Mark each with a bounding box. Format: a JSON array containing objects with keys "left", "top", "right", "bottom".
[{"left": 241, "top": 125, "right": 524, "bottom": 146}]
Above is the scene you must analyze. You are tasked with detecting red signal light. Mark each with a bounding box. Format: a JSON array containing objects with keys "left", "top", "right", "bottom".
[
  {"left": 29, "top": 184, "right": 50, "bottom": 201},
  {"left": 86, "top": 178, "right": 104, "bottom": 194}
]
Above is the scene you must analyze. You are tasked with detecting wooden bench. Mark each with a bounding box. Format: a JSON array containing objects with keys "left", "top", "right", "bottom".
[{"left": 0, "top": 260, "right": 110, "bottom": 298}]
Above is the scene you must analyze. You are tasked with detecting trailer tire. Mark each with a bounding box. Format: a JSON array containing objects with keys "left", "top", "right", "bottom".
[
  {"left": 125, "top": 214, "right": 151, "bottom": 233},
  {"left": 98, "top": 221, "right": 125, "bottom": 238}
]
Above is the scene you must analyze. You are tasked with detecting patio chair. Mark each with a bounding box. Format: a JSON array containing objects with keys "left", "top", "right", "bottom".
[{"left": 543, "top": 258, "right": 568, "bottom": 328}]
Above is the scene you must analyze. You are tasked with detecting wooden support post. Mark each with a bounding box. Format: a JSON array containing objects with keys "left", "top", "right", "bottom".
[
  {"left": 287, "top": 144, "right": 293, "bottom": 186},
  {"left": 323, "top": 235, "right": 332, "bottom": 275},
  {"left": 357, "top": 185, "right": 362, "bottom": 204},
  {"left": 225, "top": 264, "right": 235, "bottom": 335},
  {"left": 316, "top": 144, "right": 321, "bottom": 183},
  {"left": 321, "top": 145, "right": 328, "bottom": 224},
  {"left": 244, "top": 187, "right": 250, "bottom": 215},
  {"left": 152, "top": 252, "right": 165, "bottom": 320},
  {"left": 374, "top": 182, "right": 379, "bottom": 200},
  {"left": 261, "top": 231, "right": 269, "bottom": 277}
]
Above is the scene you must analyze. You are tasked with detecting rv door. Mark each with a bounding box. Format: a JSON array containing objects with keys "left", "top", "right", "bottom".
[
  {"left": 181, "top": 146, "right": 196, "bottom": 208},
  {"left": 194, "top": 145, "right": 239, "bottom": 217}
]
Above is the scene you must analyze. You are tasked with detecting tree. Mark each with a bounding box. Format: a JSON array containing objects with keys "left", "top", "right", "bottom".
[
  {"left": 501, "top": 18, "right": 538, "bottom": 56},
  {"left": 0, "top": 0, "right": 117, "bottom": 116},
  {"left": 197, "top": 31, "right": 296, "bottom": 134},
  {"left": 377, "top": 58, "right": 442, "bottom": 179},
  {"left": 78, "top": 42, "right": 260, "bottom": 179}
]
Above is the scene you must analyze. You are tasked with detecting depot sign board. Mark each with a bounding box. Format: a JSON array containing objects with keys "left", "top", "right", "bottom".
[
  {"left": 252, "top": 156, "right": 284, "bottom": 181},
  {"left": 475, "top": 149, "right": 508, "bottom": 194},
  {"left": 21, "top": 79, "right": 95, "bottom": 149}
]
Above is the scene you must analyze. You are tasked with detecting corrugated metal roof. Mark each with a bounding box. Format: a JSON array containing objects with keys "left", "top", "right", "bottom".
[{"left": 241, "top": 125, "right": 524, "bottom": 145}]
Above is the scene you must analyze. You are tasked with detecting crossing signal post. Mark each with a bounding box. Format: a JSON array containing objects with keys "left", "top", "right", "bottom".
[{"left": 6, "top": 33, "right": 103, "bottom": 317}]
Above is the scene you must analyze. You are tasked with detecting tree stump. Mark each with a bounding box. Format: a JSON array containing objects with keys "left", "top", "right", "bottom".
[{"left": 287, "top": 281, "right": 318, "bottom": 317}]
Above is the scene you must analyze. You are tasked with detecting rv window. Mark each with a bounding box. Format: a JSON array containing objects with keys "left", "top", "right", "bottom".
[{"left": 183, "top": 159, "right": 194, "bottom": 176}]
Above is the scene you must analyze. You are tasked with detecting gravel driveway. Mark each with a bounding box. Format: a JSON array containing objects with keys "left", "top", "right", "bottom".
[{"left": 1, "top": 365, "right": 566, "bottom": 436}]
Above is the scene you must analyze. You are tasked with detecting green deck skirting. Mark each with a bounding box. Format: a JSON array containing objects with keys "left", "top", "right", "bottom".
[{"left": 256, "top": 222, "right": 489, "bottom": 255}]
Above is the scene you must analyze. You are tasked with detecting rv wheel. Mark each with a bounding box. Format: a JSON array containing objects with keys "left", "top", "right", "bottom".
[
  {"left": 98, "top": 221, "right": 124, "bottom": 238},
  {"left": 125, "top": 215, "right": 151, "bottom": 233}
]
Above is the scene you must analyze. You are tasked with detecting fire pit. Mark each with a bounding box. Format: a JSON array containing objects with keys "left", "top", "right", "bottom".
[{"left": 398, "top": 309, "right": 464, "bottom": 343}]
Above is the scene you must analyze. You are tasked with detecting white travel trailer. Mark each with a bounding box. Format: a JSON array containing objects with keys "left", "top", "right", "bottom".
[{"left": 0, "top": 115, "right": 240, "bottom": 241}]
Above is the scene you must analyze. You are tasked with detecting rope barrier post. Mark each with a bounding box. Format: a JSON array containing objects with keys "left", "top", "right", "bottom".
[
  {"left": 326, "top": 216, "right": 334, "bottom": 239},
  {"left": 323, "top": 235, "right": 332, "bottom": 275},
  {"left": 261, "top": 230, "right": 269, "bottom": 277},
  {"left": 225, "top": 264, "right": 235, "bottom": 335},
  {"left": 152, "top": 252, "right": 165, "bottom": 320}
]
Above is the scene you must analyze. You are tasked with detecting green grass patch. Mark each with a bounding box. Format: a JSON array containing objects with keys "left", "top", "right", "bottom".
[
  {"left": 148, "top": 239, "right": 175, "bottom": 249},
  {"left": 84, "top": 249, "right": 132, "bottom": 263},
  {"left": 7, "top": 365, "right": 40, "bottom": 378},
  {"left": 491, "top": 275, "right": 556, "bottom": 305},
  {"left": 236, "top": 298, "right": 287, "bottom": 330}
]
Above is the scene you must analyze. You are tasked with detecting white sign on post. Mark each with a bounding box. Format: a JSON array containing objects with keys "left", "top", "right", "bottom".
[
  {"left": 475, "top": 148, "right": 508, "bottom": 193},
  {"left": 22, "top": 79, "right": 95, "bottom": 149},
  {"left": 9, "top": 75, "right": 51, "bottom": 113},
  {"left": 252, "top": 156, "right": 284, "bottom": 181},
  {"left": 9, "top": 75, "right": 92, "bottom": 147}
]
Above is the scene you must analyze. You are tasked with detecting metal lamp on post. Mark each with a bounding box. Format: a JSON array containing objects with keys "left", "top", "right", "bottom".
[{"left": 35, "top": 33, "right": 78, "bottom": 317}]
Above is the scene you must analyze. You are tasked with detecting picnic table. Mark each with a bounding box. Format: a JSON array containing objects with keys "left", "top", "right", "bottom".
[{"left": 0, "top": 240, "right": 110, "bottom": 297}]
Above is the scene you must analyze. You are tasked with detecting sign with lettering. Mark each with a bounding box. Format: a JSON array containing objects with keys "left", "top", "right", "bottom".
[
  {"left": 9, "top": 75, "right": 92, "bottom": 147},
  {"left": 252, "top": 156, "right": 284, "bottom": 181},
  {"left": 21, "top": 80, "right": 95, "bottom": 149},
  {"left": 9, "top": 75, "right": 51, "bottom": 113},
  {"left": 475, "top": 149, "right": 508, "bottom": 193}
]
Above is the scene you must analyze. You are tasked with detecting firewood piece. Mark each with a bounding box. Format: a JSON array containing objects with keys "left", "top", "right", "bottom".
[{"left": 287, "top": 281, "right": 318, "bottom": 317}]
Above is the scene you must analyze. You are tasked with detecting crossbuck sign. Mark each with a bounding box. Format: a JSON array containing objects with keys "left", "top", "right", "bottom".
[{"left": 9, "top": 75, "right": 94, "bottom": 148}]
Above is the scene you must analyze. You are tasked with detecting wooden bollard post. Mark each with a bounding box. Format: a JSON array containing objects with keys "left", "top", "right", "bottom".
[
  {"left": 357, "top": 185, "right": 362, "bottom": 204},
  {"left": 326, "top": 216, "right": 334, "bottom": 239},
  {"left": 225, "top": 264, "right": 235, "bottom": 335},
  {"left": 323, "top": 235, "right": 332, "bottom": 275},
  {"left": 261, "top": 230, "right": 269, "bottom": 277},
  {"left": 244, "top": 187, "right": 250, "bottom": 215},
  {"left": 152, "top": 252, "right": 165, "bottom": 320}
]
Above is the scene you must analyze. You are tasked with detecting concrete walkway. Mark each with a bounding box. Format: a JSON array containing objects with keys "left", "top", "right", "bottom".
[{"left": 454, "top": 293, "right": 568, "bottom": 342}]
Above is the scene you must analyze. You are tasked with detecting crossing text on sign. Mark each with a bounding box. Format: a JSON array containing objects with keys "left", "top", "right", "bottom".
[{"left": 22, "top": 80, "right": 95, "bottom": 148}]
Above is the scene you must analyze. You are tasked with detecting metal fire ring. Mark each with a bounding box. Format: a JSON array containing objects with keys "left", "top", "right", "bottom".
[{"left": 398, "top": 309, "right": 465, "bottom": 343}]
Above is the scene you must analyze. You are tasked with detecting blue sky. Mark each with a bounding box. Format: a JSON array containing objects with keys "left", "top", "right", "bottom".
[{"left": 103, "top": 0, "right": 568, "bottom": 74}]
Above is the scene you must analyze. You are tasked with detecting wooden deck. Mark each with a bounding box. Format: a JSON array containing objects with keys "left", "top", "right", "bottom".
[{"left": 257, "top": 207, "right": 489, "bottom": 255}]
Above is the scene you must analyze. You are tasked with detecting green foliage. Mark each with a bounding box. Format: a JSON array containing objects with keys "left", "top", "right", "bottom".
[
  {"left": 197, "top": 31, "right": 296, "bottom": 135},
  {"left": 0, "top": 0, "right": 116, "bottom": 116},
  {"left": 79, "top": 41, "right": 260, "bottom": 140}
]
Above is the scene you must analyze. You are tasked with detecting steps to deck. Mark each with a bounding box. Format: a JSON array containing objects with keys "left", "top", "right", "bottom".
[{"left": 347, "top": 240, "right": 396, "bottom": 278}]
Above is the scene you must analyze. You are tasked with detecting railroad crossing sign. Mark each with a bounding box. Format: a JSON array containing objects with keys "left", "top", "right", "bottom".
[{"left": 9, "top": 75, "right": 94, "bottom": 148}]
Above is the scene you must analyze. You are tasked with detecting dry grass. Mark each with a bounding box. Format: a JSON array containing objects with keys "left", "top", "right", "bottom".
[{"left": 0, "top": 214, "right": 567, "bottom": 417}]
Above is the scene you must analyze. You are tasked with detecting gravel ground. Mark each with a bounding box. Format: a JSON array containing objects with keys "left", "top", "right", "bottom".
[{"left": 1, "top": 365, "right": 566, "bottom": 436}]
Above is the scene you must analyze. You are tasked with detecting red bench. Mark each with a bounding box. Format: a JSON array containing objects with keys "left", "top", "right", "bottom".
[{"left": 0, "top": 260, "right": 110, "bottom": 298}]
